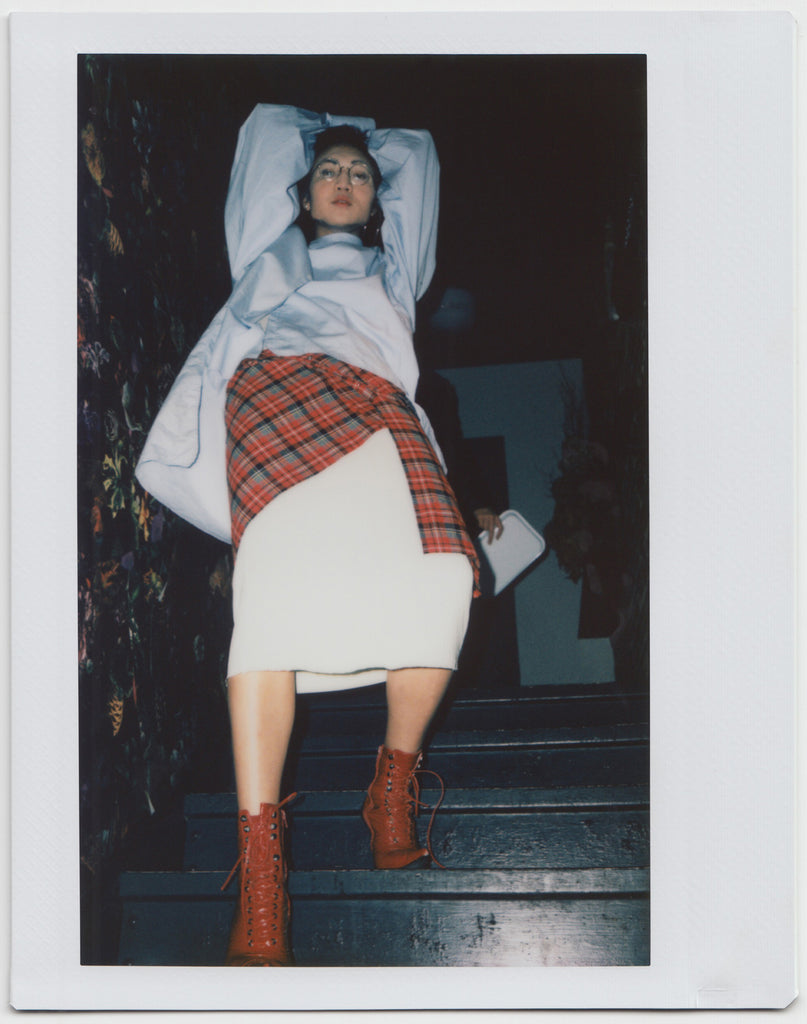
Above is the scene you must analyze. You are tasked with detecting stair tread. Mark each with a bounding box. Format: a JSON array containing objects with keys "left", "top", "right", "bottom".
[
  {"left": 215, "top": 744, "right": 649, "bottom": 791},
  {"left": 298, "top": 694, "right": 647, "bottom": 729},
  {"left": 118, "top": 891, "right": 650, "bottom": 966},
  {"left": 299, "top": 682, "right": 642, "bottom": 708},
  {"left": 185, "top": 784, "right": 650, "bottom": 816},
  {"left": 293, "top": 723, "right": 648, "bottom": 754},
  {"left": 120, "top": 865, "right": 649, "bottom": 898},
  {"left": 117, "top": 686, "right": 650, "bottom": 968},
  {"left": 183, "top": 805, "right": 649, "bottom": 872}
]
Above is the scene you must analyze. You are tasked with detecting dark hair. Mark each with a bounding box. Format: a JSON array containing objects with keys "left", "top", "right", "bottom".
[{"left": 296, "top": 125, "right": 384, "bottom": 248}]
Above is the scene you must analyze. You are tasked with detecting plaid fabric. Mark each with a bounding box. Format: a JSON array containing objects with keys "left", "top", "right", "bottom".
[{"left": 225, "top": 351, "right": 479, "bottom": 593}]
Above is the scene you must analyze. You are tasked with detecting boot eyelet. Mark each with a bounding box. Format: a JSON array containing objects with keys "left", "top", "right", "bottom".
[{"left": 227, "top": 800, "right": 294, "bottom": 966}]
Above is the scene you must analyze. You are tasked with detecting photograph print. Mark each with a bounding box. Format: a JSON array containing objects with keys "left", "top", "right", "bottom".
[{"left": 77, "top": 52, "right": 649, "bottom": 968}]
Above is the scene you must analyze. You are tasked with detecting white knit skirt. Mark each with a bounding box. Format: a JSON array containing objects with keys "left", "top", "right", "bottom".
[{"left": 227, "top": 428, "right": 474, "bottom": 694}]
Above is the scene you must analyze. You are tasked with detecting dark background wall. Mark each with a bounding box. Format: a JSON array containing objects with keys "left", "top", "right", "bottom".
[
  {"left": 89, "top": 53, "right": 646, "bottom": 360},
  {"left": 77, "top": 53, "right": 647, "bottom": 961}
]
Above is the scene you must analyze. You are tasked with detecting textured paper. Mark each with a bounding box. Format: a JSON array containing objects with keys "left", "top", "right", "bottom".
[{"left": 8, "top": 7, "right": 798, "bottom": 1014}]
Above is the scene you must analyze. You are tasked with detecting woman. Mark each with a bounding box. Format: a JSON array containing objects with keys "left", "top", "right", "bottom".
[{"left": 136, "top": 105, "right": 478, "bottom": 966}]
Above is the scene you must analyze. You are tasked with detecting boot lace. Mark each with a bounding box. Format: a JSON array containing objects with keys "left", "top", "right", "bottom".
[
  {"left": 384, "top": 757, "right": 447, "bottom": 869},
  {"left": 222, "top": 792, "right": 297, "bottom": 951}
]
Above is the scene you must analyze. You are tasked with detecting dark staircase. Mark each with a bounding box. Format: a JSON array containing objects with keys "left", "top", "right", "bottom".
[{"left": 118, "top": 683, "right": 649, "bottom": 966}]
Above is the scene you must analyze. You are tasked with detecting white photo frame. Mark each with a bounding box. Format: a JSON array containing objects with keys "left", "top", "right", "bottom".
[{"left": 8, "top": 7, "right": 798, "bottom": 1014}]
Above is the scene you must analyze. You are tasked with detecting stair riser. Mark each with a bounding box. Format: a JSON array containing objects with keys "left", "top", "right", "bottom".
[
  {"left": 284, "top": 745, "right": 648, "bottom": 791},
  {"left": 116, "top": 688, "right": 651, "bottom": 968},
  {"left": 184, "top": 810, "right": 650, "bottom": 872},
  {"left": 119, "top": 867, "right": 650, "bottom": 898},
  {"left": 292, "top": 723, "right": 648, "bottom": 755},
  {"left": 297, "top": 697, "right": 649, "bottom": 736},
  {"left": 118, "top": 896, "right": 650, "bottom": 967},
  {"left": 184, "top": 785, "right": 650, "bottom": 816}
]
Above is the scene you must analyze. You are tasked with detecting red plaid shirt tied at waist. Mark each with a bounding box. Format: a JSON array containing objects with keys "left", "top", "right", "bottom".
[{"left": 225, "top": 351, "right": 480, "bottom": 594}]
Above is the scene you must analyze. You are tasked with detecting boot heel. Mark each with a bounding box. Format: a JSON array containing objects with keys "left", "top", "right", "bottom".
[{"left": 361, "top": 746, "right": 445, "bottom": 870}]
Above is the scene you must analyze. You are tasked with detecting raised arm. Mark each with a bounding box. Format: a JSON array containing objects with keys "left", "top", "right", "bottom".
[
  {"left": 369, "top": 128, "right": 440, "bottom": 330},
  {"left": 224, "top": 104, "right": 376, "bottom": 284}
]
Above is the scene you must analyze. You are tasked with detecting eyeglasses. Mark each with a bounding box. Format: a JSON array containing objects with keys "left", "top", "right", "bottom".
[{"left": 311, "top": 160, "right": 374, "bottom": 187}]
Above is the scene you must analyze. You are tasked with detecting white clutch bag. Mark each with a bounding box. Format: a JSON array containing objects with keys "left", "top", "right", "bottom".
[{"left": 476, "top": 509, "right": 546, "bottom": 596}]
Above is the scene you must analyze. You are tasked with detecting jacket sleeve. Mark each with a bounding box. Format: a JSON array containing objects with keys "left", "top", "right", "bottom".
[
  {"left": 225, "top": 104, "right": 376, "bottom": 284},
  {"left": 369, "top": 128, "right": 440, "bottom": 330},
  {"left": 135, "top": 106, "right": 377, "bottom": 541}
]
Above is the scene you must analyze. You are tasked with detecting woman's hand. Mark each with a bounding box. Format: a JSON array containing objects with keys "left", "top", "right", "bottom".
[{"left": 474, "top": 508, "right": 503, "bottom": 544}]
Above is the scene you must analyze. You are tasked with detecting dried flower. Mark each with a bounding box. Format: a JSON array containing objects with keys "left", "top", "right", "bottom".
[
  {"left": 90, "top": 500, "right": 104, "bottom": 537},
  {"left": 142, "top": 568, "right": 166, "bottom": 604},
  {"left": 105, "top": 221, "right": 125, "bottom": 257},
  {"left": 137, "top": 499, "right": 151, "bottom": 541},
  {"left": 98, "top": 560, "right": 119, "bottom": 590},
  {"left": 208, "top": 555, "right": 232, "bottom": 598},
  {"left": 108, "top": 696, "right": 124, "bottom": 736},
  {"left": 81, "top": 123, "right": 105, "bottom": 186}
]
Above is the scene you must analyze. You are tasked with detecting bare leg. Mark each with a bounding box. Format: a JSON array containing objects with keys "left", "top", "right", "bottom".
[
  {"left": 361, "top": 667, "right": 453, "bottom": 869},
  {"left": 227, "top": 670, "right": 296, "bottom": 813},
  {"left": 384, "top": 667, "right": 453, "bottom": 752}
]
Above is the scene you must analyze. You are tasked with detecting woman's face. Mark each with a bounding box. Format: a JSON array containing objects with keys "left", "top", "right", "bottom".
[{"left": 303, "top": 144, "right": 377, "bottom": 239}]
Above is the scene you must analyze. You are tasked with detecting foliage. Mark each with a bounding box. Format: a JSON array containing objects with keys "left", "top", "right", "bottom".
[
  {"left": 544, "top": 321, "right": 649, "bottom": 689},
  {"left": 544, "top": 436, "right": 623, "bottom": 585},
  {"left": 77, "top": 56, "right": 239, "bottom": 960}
]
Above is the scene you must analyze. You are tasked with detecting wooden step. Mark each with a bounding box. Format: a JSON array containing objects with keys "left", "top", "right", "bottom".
[
  {"left": 302, "top": 681, "right": 643, "bottom": 709},
  {"left": 280, "top": 742, "right": 648, "bottom": 791},
  {"left": 185, "top": 784, "right": 650, "bottom": 815},
  {"left": 116, "top": 686, "right": 650, "bottom": 968},
  {"left": 120, "top": 866, "right": 650, "bottom": 899},
  {"left": 118, "top": 868, "right": 650, "bottom": 967},
  {"left": 297, "top": 686, "right": 649, "bottom": 736},
  {"left": 183, "top": 792, "right": 649, "bottom": 872},
  {"left": 292, "top": 722, "right": 648, "bottom": 754}
]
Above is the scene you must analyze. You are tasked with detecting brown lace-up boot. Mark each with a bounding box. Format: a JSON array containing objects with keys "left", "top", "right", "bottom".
[
  {"left": 361, "top": 746, "right": 435, "bottom": 869},
  {"left": 223, "top": 795, "right": 295, "bottom": 966}
]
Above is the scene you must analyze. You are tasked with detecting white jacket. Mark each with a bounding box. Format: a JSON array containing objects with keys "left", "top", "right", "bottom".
[{"left": 135, "top": 103, "right": 440, "bottom": 543}]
